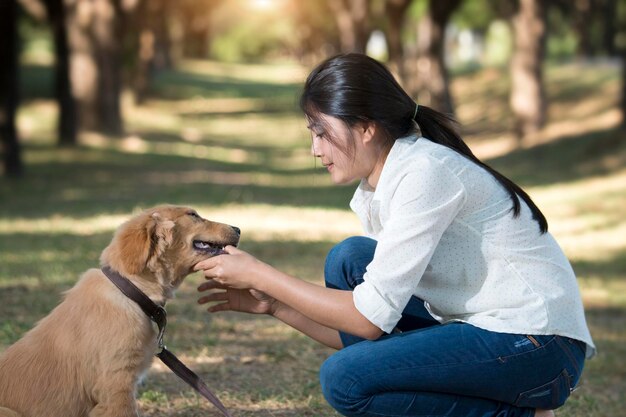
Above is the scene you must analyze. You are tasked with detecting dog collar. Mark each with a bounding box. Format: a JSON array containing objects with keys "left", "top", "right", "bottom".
[
  {"left": 101, "top": 266, "right": 233, "bottom": 417},
  {"left": 101, "top": 266, "right": 167, "bottom": 351}
]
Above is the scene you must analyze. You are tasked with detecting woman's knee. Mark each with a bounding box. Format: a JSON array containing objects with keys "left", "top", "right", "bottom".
[
  {"left": 324, "top": 236, "right": 376, "bottom": 290},
  {"left": 320, "top": 352, "right": 367, "bottom": 416}
]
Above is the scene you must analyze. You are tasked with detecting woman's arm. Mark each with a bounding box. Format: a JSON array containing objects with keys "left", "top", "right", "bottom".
[
  {"left": 272, "top": 301, "right": 344, "bottom": 349},
  {"left": 255, "top": 260, "right": 384, "bottom": 340},
  {"left": 198, "top": 279, "right": 343, "bottom": 349},
  {"left": 194, "top": 247, "right": 384, "bottom": 341}
]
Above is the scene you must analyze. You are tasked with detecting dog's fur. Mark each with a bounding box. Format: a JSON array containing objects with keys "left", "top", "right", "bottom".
[{"left": 0, "top": 205, "right": 239, "bottom": 417}]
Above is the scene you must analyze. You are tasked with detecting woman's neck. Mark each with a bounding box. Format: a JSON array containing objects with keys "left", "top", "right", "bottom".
[{"left": 365, "top": 145, "right": 392, "bottom": 189}]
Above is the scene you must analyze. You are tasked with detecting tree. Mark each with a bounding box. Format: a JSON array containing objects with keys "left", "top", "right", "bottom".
[
  {"left": 569, "top": 0, "right": 618, "bottom": 57},
  {"left": 384, "top": 0, "right": 413, "bottom": 85},
  {"left": 601, "top": 0, "right": 618, "bottom": 56},
  {"left": 178, "top": 0, "right": 223, "bottom": 59},
  {"left": 328, "top": 0, "right": 372, "bottom": 53},
  {"left": 412, "top": 0, "right": 462, "bottom": 115},
  {"left": 0, "top": 0, "right": 23, "bottom": 177},
  {"left": 509, "top": 0, "right": 547, "bottom": 141},
  {"left": 132, "top": 0, "right": 173, "bottom": 104},
  {"left": 44, "top": 0, "right": 77, "bottom": 146},
  {"left": 573, "top": 0, "right": 594, "bottom": 57},
  {"left": 616, "top": 2, "right": 626, "bottom": 131},
  {"left": 622, "top": 52, "right": 626, "bottom": 129},
  {"left": 288, "top": 0, "right": 340, "bottom": 65},
  {"left": 65, "top": 0, "right": 126, "bottom": 135}
]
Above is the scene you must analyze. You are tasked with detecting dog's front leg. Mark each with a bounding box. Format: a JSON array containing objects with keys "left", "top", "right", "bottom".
[{"left": 89, "top": 392, "right": 140, "bottom": 417}]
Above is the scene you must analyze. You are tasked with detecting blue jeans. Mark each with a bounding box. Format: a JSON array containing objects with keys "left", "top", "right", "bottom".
[{"left": 321, "top": 236, "right": 586, "bottom": 417}]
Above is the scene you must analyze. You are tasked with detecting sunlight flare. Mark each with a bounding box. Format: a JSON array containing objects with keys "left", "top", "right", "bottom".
[{"left": 249, "top": 0, "right": 276, "bottom": 11}]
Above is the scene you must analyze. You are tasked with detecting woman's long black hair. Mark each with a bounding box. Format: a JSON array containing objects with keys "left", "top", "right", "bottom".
[{"left": 299, "top": 53, "right": 548, "bottom": 233}]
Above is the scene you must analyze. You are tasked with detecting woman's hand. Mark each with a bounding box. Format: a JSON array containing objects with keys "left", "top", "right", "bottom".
[
  {"left": 195, "top": 246, "right": 277, "bottom": 315},
  {"left": 194, "top": 246, "right": 261, "bottom": 290},
  {"left": 197, "top": 279, "right": 278, "bottom": 315}
]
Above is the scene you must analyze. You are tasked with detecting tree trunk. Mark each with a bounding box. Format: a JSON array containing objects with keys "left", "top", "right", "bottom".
[
  {"left": 602, "top": 0, "right": 617, "bottom": 56},
  {"left": 65, "top": 0, "right": 124, "bottom": 136},
  {"left": 181, "top": 13, "right": 211, "bottom": 59},
  {"left": 510, "top": 0, "right": 547, "bottom": 141},
  {"left": 133, "top": 0, "right": 172, "bottom": 104},
  {"left": 384, "top": 0, "right": 412, "bottom": 86},
  {"left": 183, "top": 29, "right": 210, "bottom": 59},
  {"left": 328, "top": 0, "right": 371, "bottom": 53},
  {"left": 573, "top": 0, "right": 593, "bottom": 57},
  {"left": 621, "top": 51, "right": 626, "bottom": 129},
  {"left": 412, "top": 0, "right": 461, "bottom": 115},
  {"left": 178, "top": 0, "right": 223, "bottom": 59},
  {"left": 0, "top": 0, "right": 23, "bottom": 177},
  {"left": 45, "top": 0, "right": 78, "bottom": 146}
]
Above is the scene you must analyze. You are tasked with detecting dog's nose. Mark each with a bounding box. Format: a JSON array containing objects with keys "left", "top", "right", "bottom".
[{"left": 231, "top": 226, "right": 241, "bottom": 236}]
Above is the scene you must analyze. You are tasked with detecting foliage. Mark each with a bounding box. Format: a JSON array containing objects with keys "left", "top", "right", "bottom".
[
  {"left": 452, "top": 0, "right": 495, "bottom": 31},
  {"left": 210, "top": 13, "right": 297, "bottom": 63}
]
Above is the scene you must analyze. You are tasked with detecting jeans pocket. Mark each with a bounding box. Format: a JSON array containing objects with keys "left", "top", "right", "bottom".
[{"left": 514, "top": 369, "right": 571, "bottom": 409}]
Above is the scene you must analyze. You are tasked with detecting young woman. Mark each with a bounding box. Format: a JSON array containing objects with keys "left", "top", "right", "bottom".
[{"left": 195, "top": 53, "right": 595, "bottom": 417}]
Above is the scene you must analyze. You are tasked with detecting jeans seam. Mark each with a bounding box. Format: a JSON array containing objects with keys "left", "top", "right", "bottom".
[{"left": 554, "top": 336, "right": 581, "bottom": 377}]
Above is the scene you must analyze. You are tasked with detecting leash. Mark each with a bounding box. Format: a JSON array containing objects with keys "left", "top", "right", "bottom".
[{"left": 102, "top": 266, "right": 234, "bottom": 417}]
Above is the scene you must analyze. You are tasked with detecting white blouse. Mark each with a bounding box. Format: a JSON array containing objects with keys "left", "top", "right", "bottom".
[{"left": 350, "top": 135, "right": 596, "bottom": 358}]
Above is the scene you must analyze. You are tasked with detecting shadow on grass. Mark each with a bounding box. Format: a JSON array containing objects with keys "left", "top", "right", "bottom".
[
  {"left": 135, "top": 128, "right": 306, "bottom": 153},
  {"left": 487, "top": 127, "right": 626, "bottom": 187},
  {"left": 0, "top": 144, "right": 355, "bottom": 219},
  {"left": 18, "top": 63, "right": 303, "bottom": 104},
  {"left": 571, "top": 250, "right": 626, "bottom": 281},
  {"left": 150, "top": 68, "right": 302, "bottom": 102},
  {"left": 178, "top": 108, "right": 301, "bottom": 119}
]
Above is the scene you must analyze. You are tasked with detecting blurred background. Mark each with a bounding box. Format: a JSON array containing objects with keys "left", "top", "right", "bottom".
[{"left": 1, "top": 0, "right": 625, "bottom": 416}]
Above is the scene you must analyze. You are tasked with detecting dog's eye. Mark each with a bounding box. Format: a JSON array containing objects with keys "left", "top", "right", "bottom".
[{"left": 187, "top": 211, "right": 200, "bottom": 219}]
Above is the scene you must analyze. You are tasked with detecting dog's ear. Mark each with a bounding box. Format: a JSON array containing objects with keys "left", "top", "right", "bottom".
[
  {"left": 146, "top": 212, "right": 176, "bottom": 271},
  {"left": 101, "top": 210, "right": 175, "bottom": 275}
]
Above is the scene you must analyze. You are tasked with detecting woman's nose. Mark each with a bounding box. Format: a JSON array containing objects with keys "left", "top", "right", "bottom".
[{"left": 311, "top": 138, "right": 322, "bottom": 157}]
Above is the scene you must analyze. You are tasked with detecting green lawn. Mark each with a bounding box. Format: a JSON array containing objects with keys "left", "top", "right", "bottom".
[{"left": 1, "top": 58, "right": 625, "bottom": 416}]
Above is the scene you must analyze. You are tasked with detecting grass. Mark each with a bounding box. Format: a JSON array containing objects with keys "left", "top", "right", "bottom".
[{"left": 2, "top": 57, "right": 626, "bottom": 416}]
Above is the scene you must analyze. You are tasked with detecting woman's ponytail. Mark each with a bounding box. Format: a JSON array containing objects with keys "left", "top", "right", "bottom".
[{"left": 415, "top": 105, "right": 548, "bottom": 233}]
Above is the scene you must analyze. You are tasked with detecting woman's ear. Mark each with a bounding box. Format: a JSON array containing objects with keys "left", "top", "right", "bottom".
[{"left": 360, "top": 122, "right": 377, "bottom": 145}]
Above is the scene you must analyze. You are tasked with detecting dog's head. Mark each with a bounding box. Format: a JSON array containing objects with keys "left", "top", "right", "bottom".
[{"left": 100, "top": 205, "right": 240, "bottom": 294}]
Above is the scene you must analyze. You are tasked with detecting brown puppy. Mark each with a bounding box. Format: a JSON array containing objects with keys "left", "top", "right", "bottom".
[{"left": 0, "top": 205, "right": 240, "bottom": 417}]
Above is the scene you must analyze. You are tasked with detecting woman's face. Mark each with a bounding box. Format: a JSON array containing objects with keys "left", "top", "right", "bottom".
[{"left": 307, "top": 113, "right": 384, "bottom": 187}]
